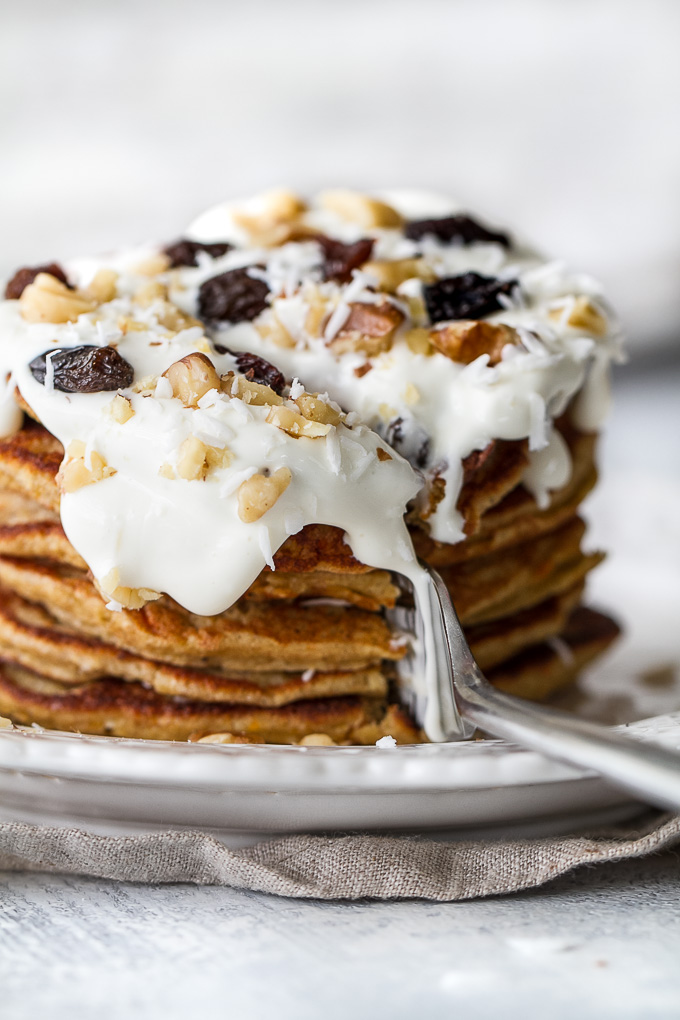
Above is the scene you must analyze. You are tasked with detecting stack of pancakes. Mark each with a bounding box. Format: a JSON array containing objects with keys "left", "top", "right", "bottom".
[{"left": 0, "top": 407, "right": 618, "bottom": 743}]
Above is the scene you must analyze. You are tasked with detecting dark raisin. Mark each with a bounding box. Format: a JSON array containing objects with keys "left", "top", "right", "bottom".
[
  {"left": 424, "top": 272, "right": 518, "bottom": 324},
  {"left": 163, "top": 239, "right": 232, "bottom": 268},
  {"left": 404, "top": 214, "right": 510, "bottom": 248},
  {"left": 29, "top": 346, "right": 134, "bottom": 393},
  {"left": 416, "top": 437, "right": 430, "bottom": 469},
  {"left": 314, "top": 235, "right": 375, "bottom": 284},
  {"left": 198, "top": 268, "right": 269, "bottom": 323},
  {"left": 384, "top": 417, "right": 430, "bottom": 468},
  {"left": 5, "top": 263, "right": 70, "bottom": 300},
  {"left": 218, "top": 347, "right": 285, "bottom": 394}
]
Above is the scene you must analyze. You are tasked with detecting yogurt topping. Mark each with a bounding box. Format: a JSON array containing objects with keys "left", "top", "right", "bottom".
[
  {"left": 181, "top": 189, "right": 623, "bottom": 543},
  {"left": 0, "top": 189, "right": 622, "bottom": 741}
]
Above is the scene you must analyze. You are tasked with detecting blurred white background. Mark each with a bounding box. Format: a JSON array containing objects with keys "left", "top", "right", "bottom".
[{"left": 1, "top": 0, "right": 680, "bottom": 348}]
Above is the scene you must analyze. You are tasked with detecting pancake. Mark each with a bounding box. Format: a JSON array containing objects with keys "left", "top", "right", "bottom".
[
  {"left": 0, "top": 586, "right": 387, "bottom": 704},
  {"left": 0, "top": 189, "right": 623, "bottom": 744},
  {"left": 0, "top": 607, "right": 617, "bottom": 742},
  {"left": 412, "top": 427, "right": 598, "bottom": 566},
  {"left": 0, "top": 556, "right": 402, "bottom": 672},
  {"left": 0, "top": 662, "right": 387, "bottom": 743},
  {"left": 488, "top": 607, "right": 621, "bottom": 701}
]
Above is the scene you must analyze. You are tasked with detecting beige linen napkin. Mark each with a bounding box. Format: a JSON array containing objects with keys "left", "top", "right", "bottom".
[{"left": 0, "top": 812, "right": 678, "bottom": 900}]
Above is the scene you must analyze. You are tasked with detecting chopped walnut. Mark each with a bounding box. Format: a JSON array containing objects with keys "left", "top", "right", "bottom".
[
  {"left": 376, "top": 448, "right": 392, "bottom": 462},
  {"left": 196, "top": 732, "right": 253, "bottom": 744},
  {"left": 318, "top": 190, "right": 402, "bottom": 229},
  {"left": 256, "top": 311, "right": 297, "bottom": 349},
  {"left": 266, "top": 404, "right": 331, "bottom": 439},
  {"left": 222, "top": 372, "right": 285, "bottom": 406},
  {"left": 100, "top": 568, "right": 162, "bottom": 610},
  {"left": 106, "top": 394, "right": 135, "bottom": 424},
  {"left": 19, "top": 273, "right": 96, "bottom": 324},
  {"left": 549, "top": 296, "right": 607, "bottom": 337},
  {"left": 294, "top": 393, "right": 343, "bottom": 426},
  {"left": 429, "top": 320, "right": 520, "bottom": 365},
  {"left": 298, "top": 733, "right": 336, "bottom": 746},
  {"left": 232, "top": 189, "right": 307, "bottom": 246},
  {"left": 134, "top": 280, "right": 168, "bottom": 306},
  {"left": 117, "top": 316, "right": 148, "bottom": 334},
  {"left": 363, "top": 258, "right": 436, "bottom": 292},
  {"left": 132, "top": 253, "right": 171, "bottom": 276},
  {"left": 175, "top": 435, "right": 233, "bottom": 481},
  {"left": 304, "top": 287, "right": 330, "bottom": 339},
  {"left": 404, "top": 328, "right": 434, "bottom": 355},
  {"left": 330, "top": 301, "right": 404, "bottom": 356},
  {"left": 164, "top": 353, "right": 221, "bottom": 407},
  {"left": 403, "top": 382, "right": 421, "bottom": 405},
  {"left": 84, "top": 269, "right": 118, "bottom": 303},
  {"left": 237, "top": 466, "right": 292, "bottom": 522},
  {"left": 57, "top": 440, "right": 116, "bottom": 493},
  {"left": 155, "top": 300, "right": 202, "bottom": 333}
]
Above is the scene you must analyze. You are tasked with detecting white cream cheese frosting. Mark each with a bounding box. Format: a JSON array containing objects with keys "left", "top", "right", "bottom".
[
  {"left": 0, "top": 188, "right": 622, "bottom": 741},
  {"left": 181, "top": 189, "right": 624, "bottom": 543}
]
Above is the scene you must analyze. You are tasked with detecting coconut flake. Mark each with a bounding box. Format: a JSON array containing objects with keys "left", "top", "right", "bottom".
[{"left": 258, "top": 524, "right": 275, "bottom": 570}]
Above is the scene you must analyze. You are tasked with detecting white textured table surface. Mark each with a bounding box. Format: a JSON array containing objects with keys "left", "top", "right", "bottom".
[{"left": 2, "top": 852, "right": 680, "bottom": 1020}]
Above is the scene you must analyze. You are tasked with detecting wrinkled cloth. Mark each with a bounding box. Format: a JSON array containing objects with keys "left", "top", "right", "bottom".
[{"left": 0, "top": 812, "right": 678, "bottom": 901}]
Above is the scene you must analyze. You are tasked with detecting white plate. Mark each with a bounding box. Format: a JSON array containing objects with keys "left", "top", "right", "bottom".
[{"left": 0, "top": 474, "right": 678, "bottom": 842}]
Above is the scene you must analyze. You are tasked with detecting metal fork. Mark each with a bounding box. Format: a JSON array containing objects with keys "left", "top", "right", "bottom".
[{"left": 421, "top": 560, "right": 680, "bottom": 812}]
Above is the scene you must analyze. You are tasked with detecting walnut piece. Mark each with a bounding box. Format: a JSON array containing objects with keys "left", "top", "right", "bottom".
[
  {"left": 19, "top": 273, "right": 96, "bottom": 324},
  {"left": 84, "top": 269, "right": 118, "bottom": 303},
  {"left": 404, "top": 328, "right": 434, "bottom": 355},
  {"left": 100, "top": 568, "right": 162, "bottom": 610},
  {"left": 238, "top": 466, "right": 292, "bottom": 522},
  {"left": 132, "top": 253, "right": 171, "bottom": 276},
  {"left": 106, "top": 394, "right": 135, "bottom": 424},
  {"left": 363, "top": 258, "right": 436, "bottom": 292},
  {"left": 232, "top": 189, "right": 307, "bottom": 246},
  {"left": 294, "top": 393, "right": 343, "bottom": 426},
  {"left": 57, "top": 440, "right": 116, "bottom": 493},
  {"left": 549, "top": 296, "right": 607, "bottom": 337},
  {"left": 330, "top": 301, "right": 404, "bottom": 356},
  {"left": 175, "top": 436, "right": 232, "bottom": 481},
  {"left": 164, "top": 353, "right": 221, "bottom": 408},
  {"left": 196, "top": 732, "right": 253, "bottom": 744},
  {"left": 256, "top": 311, "right": 297, "bottom": 349},
  {"left": 266, "top": 404, "right": 331, "bottom": 439},
  {"left": 318, "top": 190, "right": 402, "bottom": 229},
  {"left": 134, "top": 280, "right": 168, "bottom": 306},
  {"left": 429, "top": 320, "right": 519, "bottom": 366},
  {"left": 298, "top": 733, "right": 336, "bottom": 746},
  {"left": 222, "top": 372, "right": 285, "bottom": 406}
]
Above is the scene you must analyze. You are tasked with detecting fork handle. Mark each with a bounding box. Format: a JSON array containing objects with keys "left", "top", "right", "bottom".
[
  {"left": 456, "top": 673, "right": 680, "bottom": 812},
  {"left": 427, "top": 563, "right": 680, "bottom": 812}
]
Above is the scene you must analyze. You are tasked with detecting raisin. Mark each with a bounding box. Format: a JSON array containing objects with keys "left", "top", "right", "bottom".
[
  {"left": 384, "top": 417, "right": 430, "bottom": 468},
  {"left": 29, "top": 346, "right": 134, "bottom": 393},
  {"left": 198, "top": 268, "right": 269, "bottom": 323},
  {"left": 315, "top": 235, "right": 374, "bottom": 283},
  {"left": 404, "top": 215, "right": 510, "bottom": 248},
  {"left": 163, "top": 239, "right": 232, "bottom": 268},
  {"left": 424, "top": 272, "right": 518, "bottom": 324},
  {"left": 218, "top": 347, "right": 285, "bottom": 394},
  {"left": 5, "top": 263, "right": 70, "bottom": 300}
]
